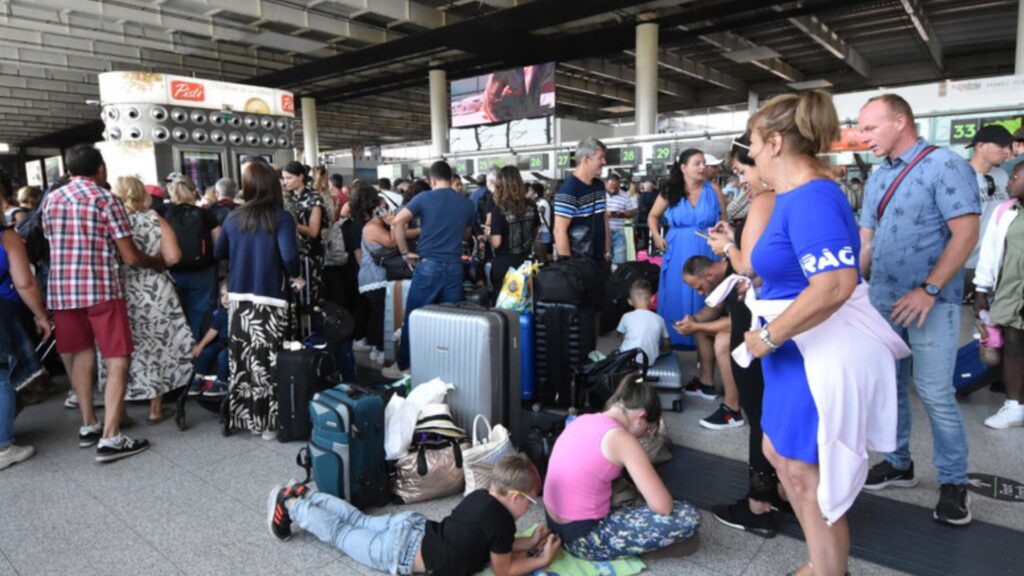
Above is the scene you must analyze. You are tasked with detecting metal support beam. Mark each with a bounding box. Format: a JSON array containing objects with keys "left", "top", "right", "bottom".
[
  {"left": 301, "top": 97, "right": 319, "bottom": 166},
  {"left": 699, "top": 31, "right": 804, "bottom": 83},
  {"left": 555, "top": 72, "right": 634, "bottom": 104},
  {"left": 561, "top": 58, "right": 694, "bottom": 101},
  {"left": 653, "top": 50, "right": 746, "bottom": 93},
  {"left": 428, "top": 68, "right": 449, "bottom": 157},
  {"left": 898, "top": 0, "right": 943, "bottom": 71},
  {"left": 787, "top": 15, "right": 872, "bottom": 78}
]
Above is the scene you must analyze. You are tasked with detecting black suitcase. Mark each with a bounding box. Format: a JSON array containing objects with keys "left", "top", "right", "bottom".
[
  {"left": 601, "top": 261, "right": 661, "bottom": 333},
  {"left": 277, "top": 346, "right": 336, "bottom": 442},
  {"left": 535, "top": 301, "right": 596, "bottom": 409}
]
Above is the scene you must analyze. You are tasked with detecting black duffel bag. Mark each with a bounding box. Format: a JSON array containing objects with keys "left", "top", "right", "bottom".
[
  {"left": 572, "top": 347, "right": 650, "bottom": 412},
  {"left": 534, "top": 257, "right": 596, "bottom": 305}
]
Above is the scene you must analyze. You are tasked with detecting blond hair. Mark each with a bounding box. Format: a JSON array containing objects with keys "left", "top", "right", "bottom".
[
  {"left": 168, "top": 175, "right": 197, "bottom": 205},
  {"left": 113, "top": 176, "right": 149, "bottom": 214},
  {"left": 489, "top": 453, "right": 539, "bottom": 496},
  {"left": 16, "top": 186, "right": 42, "bottom": 209},
  {"left": 748, "top": 91, "right": 840, "bottom": 157}
]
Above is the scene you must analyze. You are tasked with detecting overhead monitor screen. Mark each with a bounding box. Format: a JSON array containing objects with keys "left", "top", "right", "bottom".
[
  {"left": 180, "top": 150, "right": 223, "bottom": 193},
  {"left": 451, "top": 62, "right": 556, "bottom": 128}
]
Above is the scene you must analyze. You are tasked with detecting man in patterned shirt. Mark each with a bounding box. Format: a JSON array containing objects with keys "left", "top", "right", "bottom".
[
  {"left": 42, "top": 144, "right": 166, "bottom": 463},
  {"left": 857, "top": 95, "right": 980, "bottom": 525}
]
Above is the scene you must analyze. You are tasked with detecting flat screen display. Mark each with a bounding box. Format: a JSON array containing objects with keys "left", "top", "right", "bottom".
[
  {"left": 451, "top": 62, "right": 556, "bottom": 128},
  {"left": 181, "top": 150, "right": 223, "bottom": 192}
]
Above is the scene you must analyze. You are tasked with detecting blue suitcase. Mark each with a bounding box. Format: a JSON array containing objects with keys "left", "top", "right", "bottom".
[
  {"left": 520, "top": 311, "right": 536, "bottom": 401},
  {"left": 304, "top": 384, "right": 388, "bottom": 509},
  {"left": 954, "top": 340, "right": 996, "bottom": 396}
]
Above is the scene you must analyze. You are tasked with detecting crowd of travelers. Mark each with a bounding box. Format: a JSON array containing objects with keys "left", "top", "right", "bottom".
[{"left": 1, "top": 89, "right": 1020, "bottom": 576}]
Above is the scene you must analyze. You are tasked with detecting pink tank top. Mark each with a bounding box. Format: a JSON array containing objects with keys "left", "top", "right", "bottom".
[{"left": 543, "top": 413, "right": 624, "bottom": 521}]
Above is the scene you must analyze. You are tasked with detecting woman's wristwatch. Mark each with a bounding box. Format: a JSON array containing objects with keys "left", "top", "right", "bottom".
[
  {"left": 759, "top": 326, "right": 781, "bottom": 351},
  {"left": 722, "top": 242, "right": 736, "bottom": 260}
]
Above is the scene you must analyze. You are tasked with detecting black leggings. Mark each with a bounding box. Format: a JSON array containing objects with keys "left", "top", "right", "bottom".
[
  {"left": 363, "top": 288, "right": 385, "bottom": 351},
  {"left": 731, "top": 356, "right": 780, "bottom": 503}
]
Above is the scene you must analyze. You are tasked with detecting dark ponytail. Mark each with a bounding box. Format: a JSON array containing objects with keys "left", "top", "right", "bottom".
[
  {"left": 663, "top": 148, "right": 704, "bottom": 207},
  {"left": 605, "top": 372, "right": 661, "bottom": 423}
]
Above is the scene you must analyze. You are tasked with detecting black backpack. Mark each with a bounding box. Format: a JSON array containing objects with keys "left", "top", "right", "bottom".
[
  {"left": 503, "top": 209, "right": 538, "bottom": 256},
  {"left": 14, "top": 207, "right": 48, "bottom": 265},
  {"left": 164, "top": 205, "right": 214, "bottom": 271}
]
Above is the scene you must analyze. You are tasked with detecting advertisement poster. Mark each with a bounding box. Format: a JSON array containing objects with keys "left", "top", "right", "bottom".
[
  {"left": 98, "top": 72, "right": 295, "bottom": 117},
  {"left": 451, "top": 62, "right": 555, "bottom": 128},
  {"left": 830, "top": 126, "right": 871, "bottom": 152}
]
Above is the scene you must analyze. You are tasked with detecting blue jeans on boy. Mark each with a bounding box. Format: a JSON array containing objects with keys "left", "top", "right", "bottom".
[
  {"left": 172, "top": 267, "right": 217, "bottom": 341},
  {"left": 290, "top": 492, "right": 427, "bottom": 576},
  {"left": 194, "top": 343, "right": 229, "bottom": 382},
  {"left": 397, "top": 258, "right": 464, "bottom": 370},
  {"left": 883, "top": 301, "right": 969, "bottom": 485}
]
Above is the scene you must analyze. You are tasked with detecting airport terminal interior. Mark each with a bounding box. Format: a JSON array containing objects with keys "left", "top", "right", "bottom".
[{"left": 3, "top": 1, "right": 1024, "bottom": 575}]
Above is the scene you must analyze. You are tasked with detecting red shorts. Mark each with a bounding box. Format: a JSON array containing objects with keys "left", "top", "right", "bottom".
[{"left": 53, "top": 299, "right": 134, "bottom": 358}]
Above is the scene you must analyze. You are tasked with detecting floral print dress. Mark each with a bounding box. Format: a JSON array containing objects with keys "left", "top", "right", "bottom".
[{"left": 98, "top": 210, "right": 194, "bottom": 400}]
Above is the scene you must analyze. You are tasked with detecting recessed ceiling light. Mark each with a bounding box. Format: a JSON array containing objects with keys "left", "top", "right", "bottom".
[
  {"left": 722, "top": 46, "right": 781, "bottom": 63},
  {"left": 788, "top": 79, "right": 833, "bottom": 90},
  {"left": 245, "top": 31, "right": 327, "bottom": 54},
  {"left": 601, "top": 105, "right": 635, "bottom": 114}
]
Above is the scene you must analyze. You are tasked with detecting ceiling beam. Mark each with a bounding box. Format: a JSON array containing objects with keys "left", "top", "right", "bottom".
[
  {"left": 697, "top": 31, "right": 804, "bottom": 83},
  {"left": 652, "top": 49, "right": 746, "bottom": 93},
  {"left": 898, "top": 0, "right": 943, "bottom": 71},
  {"left": 562, "top": 57, "right": 696, "bottom": 101},
  {"left": 786, "top": 14, "right": 872, "bottom": 78}
]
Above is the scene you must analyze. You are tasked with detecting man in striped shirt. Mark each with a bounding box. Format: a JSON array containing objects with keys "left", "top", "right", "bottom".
[{"left": 604, "top": 174, "right": 637, "bottom": 265}]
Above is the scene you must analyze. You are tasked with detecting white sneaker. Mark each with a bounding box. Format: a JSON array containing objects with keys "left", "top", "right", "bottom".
[
  {"left": 352, "top": 338, "right": 371, "bottom": 352},
  {"left": 64, "top": 391, "right": 78, "bottom": 409},
  {"left": 984, "top": 400, "right": 1024, "bottom": 429},
  {"left": 381, "top": 363, "right": 409, "bottom": 380},
  {"left": 0, "top": 444, "right": 35, "bottom": 470},
  {"left": 372, "top": 351, "right": 386, "bottom": 365},
  {"left": 262, "top": 429, "right": 278, "bottom": 441}
]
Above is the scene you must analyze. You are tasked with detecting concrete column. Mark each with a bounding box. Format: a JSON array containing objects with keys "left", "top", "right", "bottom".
[
  {"left": 429, "top": 68, "right": 449, "bottom": 157},
  {"left": 1017, "top": 0, "right": 1024, "bottom": 74},
  {"left": 747, "top": 91, "right": 759, "bottom": 113},
  {"left": 635, "top": 21, "right": 659, "bottom": 136},
  {"left": 301, "top": 97, "right": 318, "bottom": 167}
]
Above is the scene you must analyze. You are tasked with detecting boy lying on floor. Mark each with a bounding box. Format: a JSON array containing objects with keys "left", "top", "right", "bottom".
[{"left": 267, "top": 453, "right": 560, "bottom": 576}]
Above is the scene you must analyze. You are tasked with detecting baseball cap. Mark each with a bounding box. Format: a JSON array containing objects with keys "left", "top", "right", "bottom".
[
  {"left": 967, "top": 125, "right": 1013, "bottom": 148},
  {"left": 704, "top": 153, "right": 723, "bottom": 166}
]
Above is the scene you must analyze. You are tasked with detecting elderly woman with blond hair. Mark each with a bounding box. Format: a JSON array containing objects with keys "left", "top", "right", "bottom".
[{"left": 101, "top": 176, "right": 194, "bottom": 424}]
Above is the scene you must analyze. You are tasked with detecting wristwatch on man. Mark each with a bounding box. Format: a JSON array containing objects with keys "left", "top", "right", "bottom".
[{"left": 920, "top": 282, "right": 940, "bottom": 297}]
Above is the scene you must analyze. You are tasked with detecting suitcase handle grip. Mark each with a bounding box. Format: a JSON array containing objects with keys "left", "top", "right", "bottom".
[{"left": 296, "top": 447, "right": 312, "bottom": 484}]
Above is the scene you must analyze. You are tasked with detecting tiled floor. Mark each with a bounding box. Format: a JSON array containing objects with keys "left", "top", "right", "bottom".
[{"left": 4, "top": 314, "right": 1021, "bottom": 575}]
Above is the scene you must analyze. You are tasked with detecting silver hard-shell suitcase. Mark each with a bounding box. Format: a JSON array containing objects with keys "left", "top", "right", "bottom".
[
  {"left": 647, "top": 353, "right": 684, "bottom": 412},
  {"left": 409, "top": 304, "right": 521, "bottom": 435}
]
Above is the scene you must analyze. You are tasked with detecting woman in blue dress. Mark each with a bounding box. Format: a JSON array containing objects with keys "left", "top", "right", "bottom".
[
  {"left": 743, "top": 91, "right": 864, "bottom": 576},
  {"left": 648, "top": 149, "right": 726, "bottom": 393}
]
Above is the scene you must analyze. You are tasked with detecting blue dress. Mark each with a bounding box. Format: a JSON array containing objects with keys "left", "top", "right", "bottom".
[
  {"left": 657, "top": 182, "right": 721, "bottom": 348},
  {"left": 750, "top": 179, "right": 860, "bottom": 464}
]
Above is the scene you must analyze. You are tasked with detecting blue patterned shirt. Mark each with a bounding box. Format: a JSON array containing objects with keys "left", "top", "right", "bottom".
[{"left": 859, "top": 138, "right": 980, "bottom": 313}]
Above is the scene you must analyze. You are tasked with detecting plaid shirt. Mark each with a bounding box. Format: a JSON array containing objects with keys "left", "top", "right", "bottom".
[{"left": 41, "top": 176, "right": 133, "bottom": 310}]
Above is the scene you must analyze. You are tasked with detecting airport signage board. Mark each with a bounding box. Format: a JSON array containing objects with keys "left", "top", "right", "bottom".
[
  {"left": 454, "top": 158, "right": 474, "bottom": 176},
  {"left": 948, "top": 115, "right": 1023, "bottom": 145},
  {"left": 652, "top": 143, "right": 673, "bottom": 164}
]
